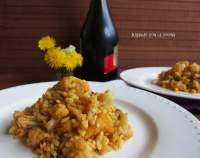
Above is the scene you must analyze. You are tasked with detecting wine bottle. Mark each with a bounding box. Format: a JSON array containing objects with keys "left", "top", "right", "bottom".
[{"left": 80, "top": 0, "right": 119, "bottom": 81}]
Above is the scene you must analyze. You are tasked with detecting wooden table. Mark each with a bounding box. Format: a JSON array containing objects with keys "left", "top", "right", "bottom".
[
  {"left": 0, "top": 80, "right": 200, "bottom": 121},
  {"left": 196, "top": 114, "right": 200, "bottom": 120}
]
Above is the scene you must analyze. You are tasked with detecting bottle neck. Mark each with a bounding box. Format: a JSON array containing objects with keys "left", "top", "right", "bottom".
[
  {"left": 89, "top": 0, "right": 110, "bottom": 17},
  {"left": 91, "top": 0, "right": 109, "bottom": 7},
  {"left": 81, "top": 0, "right": 118, "bottom": 45}
]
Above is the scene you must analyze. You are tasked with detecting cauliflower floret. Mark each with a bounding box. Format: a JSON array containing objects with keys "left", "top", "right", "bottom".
[
  {"left": 48, "top": 104, "right": 69, "bottom": 120},
  {"left": 9, "top": 111, "right": 37, "bottom": 137},
  {"left": 173, "top": 61, "right": 189, "bottom": 73},
  {"left": 189, "top": 63, "right": 200, "bottom": 73},
  {"left": 27, "top": 128, "right": 50, "bottom": 147}
]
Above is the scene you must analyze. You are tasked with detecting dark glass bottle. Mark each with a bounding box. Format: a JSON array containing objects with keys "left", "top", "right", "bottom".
[{"left": 80, "top": 0, "right": 119, "bottom": 81}]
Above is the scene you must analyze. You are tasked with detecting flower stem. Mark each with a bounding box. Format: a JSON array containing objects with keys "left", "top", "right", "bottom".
[{"left": 56, "top": 67, "right": 73, "bottom": 80}]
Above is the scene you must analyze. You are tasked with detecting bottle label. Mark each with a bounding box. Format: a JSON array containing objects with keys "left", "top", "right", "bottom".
[{"left": 104, "top": 46, "right": 118, "bottom": 74}]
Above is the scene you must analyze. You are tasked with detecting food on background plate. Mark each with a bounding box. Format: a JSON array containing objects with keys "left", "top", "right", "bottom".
[
  {"left": 9, "top": 77, "right": 133, "bottom": 158},
  {"left": 155, "top": 61, "right": 200, "bottom": 93}
]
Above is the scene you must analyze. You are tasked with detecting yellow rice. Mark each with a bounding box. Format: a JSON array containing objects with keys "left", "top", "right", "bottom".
[{"left": 9, "top": 76, "right": 133, "bottom": 158}]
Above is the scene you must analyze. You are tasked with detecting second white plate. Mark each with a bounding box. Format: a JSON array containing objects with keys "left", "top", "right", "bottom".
[{"left": 120, "top": 67, "right": 200, "bottom": 100}]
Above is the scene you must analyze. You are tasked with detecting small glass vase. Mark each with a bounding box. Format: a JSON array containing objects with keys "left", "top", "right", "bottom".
[{"left": 56, "top": 67, "right": 73, "bottom": 80}]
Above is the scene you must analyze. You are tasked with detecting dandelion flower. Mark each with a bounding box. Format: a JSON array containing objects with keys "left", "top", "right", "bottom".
[
  {"left": 73, "top": 52, "right": 83, "bottom": 66},
  {"left": 63, "top": 52, "right": 83, "bottom": 71},
  {"left": 38, "top": 35, "right": 56, "bottom": 51},
  {"left": 64, "top": 53, "right": 79, "bottom": 71},
  {"left": 44, "top": 47, "right": 66, "bottom": 69},
  {"left": 63, "top": 45, "right": 83, "bottom": 70}
]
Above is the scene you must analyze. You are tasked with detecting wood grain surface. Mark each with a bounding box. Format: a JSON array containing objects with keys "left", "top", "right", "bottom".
[
  {"left": 196, "top": 114, "right": 200, "bottom": 120},
  {"left": 1, "top": 0, "right": 200, "bottom": 89}
]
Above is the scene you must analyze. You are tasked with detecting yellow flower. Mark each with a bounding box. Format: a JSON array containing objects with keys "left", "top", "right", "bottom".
[
  {"left": 44, "top": 47, "right": 66, "bottom": 69},
  {"left": 64, "top": 52, "right": 83, "bottom": 71},
  {"left": 73, "top": 52, "right": 83, "bottom": 66},
  {"left": 64, "top": 53, "right": 79, "bottom": 71},
  {"left": 63, "top": 45, "right": 83, "bottom": 71},
  {"left": 38, "top": 35, "right": 56, "bottom": 50}
]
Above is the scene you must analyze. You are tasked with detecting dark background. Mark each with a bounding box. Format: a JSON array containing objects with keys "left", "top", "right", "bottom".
[{"left": 1, "top": 0, "right": 200, "bottom": 89}]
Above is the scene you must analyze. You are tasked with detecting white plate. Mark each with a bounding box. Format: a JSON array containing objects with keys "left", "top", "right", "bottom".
[
  {"left": 120, "top": 67, "right": 200, "bottom": 100},
  {"left": 0, "top": 81, "right": 199, "bottom": 158}
]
